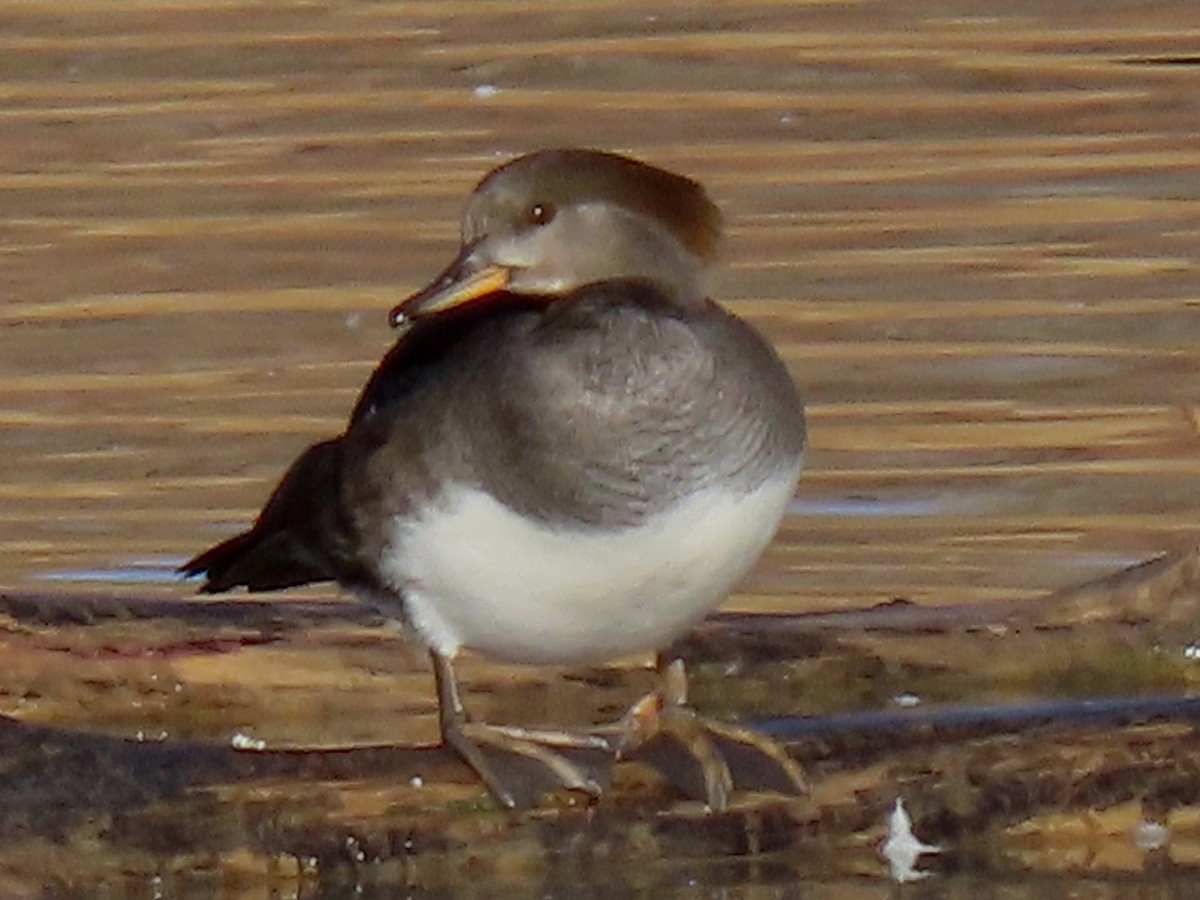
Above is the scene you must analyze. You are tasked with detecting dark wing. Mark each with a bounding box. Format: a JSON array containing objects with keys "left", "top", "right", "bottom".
[
  {"left": 184, "top": 293, "right": 543, "bottom": 595},
  {"left": 349, "top": 292, "right": 544, "bottom": 426},
  {"left": 182, "top": 316, "right": 478, "bottom": 596}
]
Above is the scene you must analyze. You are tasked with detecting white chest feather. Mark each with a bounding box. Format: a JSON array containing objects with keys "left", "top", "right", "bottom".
[{"left": 379, "top": 467, "right": 800, "bottom": 665}]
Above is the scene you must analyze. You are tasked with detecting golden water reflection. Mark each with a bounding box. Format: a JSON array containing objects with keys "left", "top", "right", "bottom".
[{"left": 0, "top": 0, "right": 1199, "bottom": 894}]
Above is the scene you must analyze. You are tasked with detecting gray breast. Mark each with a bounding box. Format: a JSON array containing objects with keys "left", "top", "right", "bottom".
[{"left": 439, "top": 282, "right": 806, "bottom": 529}]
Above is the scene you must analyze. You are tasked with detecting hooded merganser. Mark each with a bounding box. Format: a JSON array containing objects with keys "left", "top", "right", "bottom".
[{"left": 183, "top": 149, "right": 807, "bottom": 809}]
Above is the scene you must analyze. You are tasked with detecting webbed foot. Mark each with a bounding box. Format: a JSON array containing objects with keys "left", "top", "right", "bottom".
[
  {"left": 433, "top": 652, "right": 615, "bottom": 809},
  {"left": 617, "top": 658, "right": 807, "bottom": 810}
]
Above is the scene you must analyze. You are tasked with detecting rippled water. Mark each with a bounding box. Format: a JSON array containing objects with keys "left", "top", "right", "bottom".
[{"left": 1, "top": 1, "right": 1198, "bottom": 895}]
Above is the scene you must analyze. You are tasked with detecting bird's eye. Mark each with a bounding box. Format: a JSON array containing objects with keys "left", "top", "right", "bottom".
[{"left": 526, "top": 202, "right": 556, "bottom": 226}]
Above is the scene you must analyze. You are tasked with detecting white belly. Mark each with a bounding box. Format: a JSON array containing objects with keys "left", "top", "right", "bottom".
[{"left": 379, "top": 466, "right": 800, "bottom": 665}]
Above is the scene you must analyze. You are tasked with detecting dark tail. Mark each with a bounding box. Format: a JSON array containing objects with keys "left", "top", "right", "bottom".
[
  {"left": 180, "top": 438, "right": 364, "bottom": 594},
  {"left": 180, "top": 528, "right": 333, "bottom": 594}
]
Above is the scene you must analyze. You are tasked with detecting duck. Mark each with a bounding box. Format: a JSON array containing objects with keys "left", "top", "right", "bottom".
[{"left": 182, "top": 148, "right": 807, "bottom": 810}]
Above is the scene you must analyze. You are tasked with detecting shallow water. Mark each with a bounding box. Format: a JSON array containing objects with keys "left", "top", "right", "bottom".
[
  {"left": 1, "top": 0, "right": 1199, "bottom": 895},
  {"left": 3, "top": 0, "right": 1198, "bottom": 611}
]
